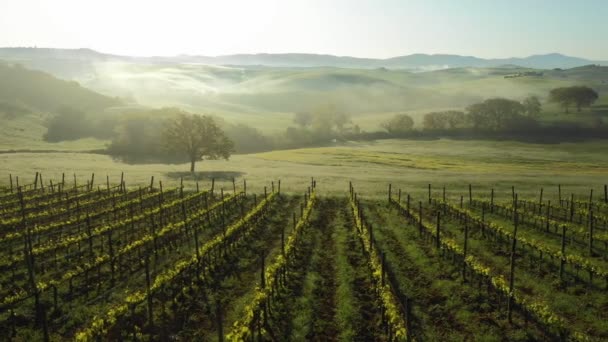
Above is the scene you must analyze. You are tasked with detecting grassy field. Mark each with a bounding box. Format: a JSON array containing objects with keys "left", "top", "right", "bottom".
[{"left": 2, "top": 138, "right": 606, "bottom": 200}]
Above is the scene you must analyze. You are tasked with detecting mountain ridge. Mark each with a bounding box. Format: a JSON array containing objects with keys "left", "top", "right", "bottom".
[{"left": 0, "top": 47, "right": 605, "bottom": 70}]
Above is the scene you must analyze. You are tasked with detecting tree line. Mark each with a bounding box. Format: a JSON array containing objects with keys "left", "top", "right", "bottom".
[{"left": 381, "top": 85, "right": 599, "bottom": 133}]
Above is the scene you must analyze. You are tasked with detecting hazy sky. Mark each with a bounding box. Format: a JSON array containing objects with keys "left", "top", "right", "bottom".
[{"left": 1, "top": 0, "right": 607, "bottom": 59}]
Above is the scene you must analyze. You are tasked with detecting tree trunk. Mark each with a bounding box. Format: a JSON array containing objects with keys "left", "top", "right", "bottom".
[{"left": 190, "top": 158, "right": 196, "bottom": 173}]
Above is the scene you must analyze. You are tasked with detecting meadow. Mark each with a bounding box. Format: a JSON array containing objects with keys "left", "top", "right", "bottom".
[{"left": 2, "top": 138, "right": 607, "bottom": 200}]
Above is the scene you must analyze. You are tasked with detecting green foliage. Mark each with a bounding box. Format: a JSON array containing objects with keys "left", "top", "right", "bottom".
[
  {"left": 522, "top": 96, "right": 542, "bottom": 118},
  {"left": 222, "top": 123, "right": 274, "bottom": 153},
  {"left": 163, "top": 112, "right": 234, "bottom": 172},
  {"left": 549, "top": 86, "right": 599, "bottom": 113},
  {"left": 106, "top": 109, "right": 177, "bottom": 163},
  {"left": 422, "top": 110, "right": 466, "bottom": 129},
  {"left": 381, "top": 113, "right": 414, "bottom": 133},
  {"left": 466, "top": 98, "right": 526, "bottom": 130}
]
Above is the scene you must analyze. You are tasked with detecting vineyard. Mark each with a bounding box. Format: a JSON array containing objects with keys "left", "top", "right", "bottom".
[{"left": 0, "top": 173, "right": 607, "bottom": 341}]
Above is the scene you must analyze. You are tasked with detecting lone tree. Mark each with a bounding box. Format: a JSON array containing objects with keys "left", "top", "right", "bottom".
[
  {"left": 163, "top": 113, "right": 234, "bottom": 172},
  {"left": 382, "top": 113, "right": 414, "bottom": 133},
  {"left": 549, "top": 86, "right": 598, "bottom": 113},
  {"left": 522, "top": 96, "right": 542, "bottom": 117}
]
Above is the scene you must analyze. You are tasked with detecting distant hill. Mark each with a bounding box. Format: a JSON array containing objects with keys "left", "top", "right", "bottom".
[
  {"left": 0, "top": 48, "right": 605, "bottom": 73},
  {"left": 0, "top": 60, "right": 123, "bottom": 115}
]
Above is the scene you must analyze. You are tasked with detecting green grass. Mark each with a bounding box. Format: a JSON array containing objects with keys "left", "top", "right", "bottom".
[{"left": 2, "top": 138, "right": 608, "bottom": 199}]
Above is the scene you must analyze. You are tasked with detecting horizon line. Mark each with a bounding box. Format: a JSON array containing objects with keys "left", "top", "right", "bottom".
[{"left": 0, "top": 46, "right": 606, "bottom": 62}]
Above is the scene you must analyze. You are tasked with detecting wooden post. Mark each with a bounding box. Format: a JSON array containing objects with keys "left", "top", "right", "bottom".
[
  {"left": 442, "top": 186, "right": 446, "bottom": 202},
  {"left": 34, "top": 172, "right": 39, "bottom": 190},
  {"left": 570, "top": 194, "right": 575, "bottom": 222},
  {"left": 463, "top": 217, "right": 469, "bottom": 282},
  {"left": 435, "top": 211, "right": 441, "bottom": 249},
  {"left": 39, "top": 173, "right": 44, "bottom": 192},
  {"left": 428, "top": 184, "right": 431, "bottom": 204},
  {"left": 260, "top": 254, "right": 266, "bottom": 289},
  {"left": 538, "top": 188, "right": 544, "bottom": 215},
  {"left": 507, "top": 212, "right": 518, "bottom": 323},
  {"left": 61, "top": 173, "right": 65, "bottom": 188},
  {"left": 513, "top": 194, "right": 518, "bottom": 223},
  {"left": 278, "top": 179, "right": 281, "bottom": 194},
  {"left": 106, "top": 175, "right": 110, "bottom": 193},
  {"left": 243, "top": 179, "right": 247, "bottom": 195},
  {"left": 211, "top": 178, "right": 215, "bottom": 196},
  {"left": 559, "top": 225, "right": 566, "bottom": 280},
  {"left": 9, "top": 174, "right": 13, "bottom": 193},
  {"left": 558, "top": 184, "right": 562, "bottom": 206},
  {"left": 589, "top": 210, "right": 594, "bottom": 256},
  {"left": 196, "top": 181, "right": 200, "bottom": 193},
  {"left": 604, "top": 184, "right": 608, "bottom": 204},
  {"left": 90, "top": 173, "right": 95, "bottom": 191},
  {"left": 589, "top": 189, "right": 594, "bottom": 210},
  {"left": 271, "top": 181, "right": 275, "bottom": 193},
  {"left": 281, "top": 221, "right": 285, "bottom": 256},
  {"left": 511, "top": 186, "right": 515, "bottom": 205},
  {"left": 398, "top": 189, "right": 401, "bottom": 204},
  {"left": 469, "top": 184, "right": 472, "bottom": 205},
  {"left": 490, "top": 188, "right": 494, "bottom": 213},
  {"left": 388, "top": 184, "right": 392, "bottom": 204},
  {"left": 232, "top": 178, "right": 236, "bottom": 194},
  {"left": 149, "top": 176, "right": 154, "bottom": 190},
  {"left": 264, "top": 186, "right": 267, "bottom": 199},
  {"left": 407, "top": 194, "right": 411, "bottom": 213}
]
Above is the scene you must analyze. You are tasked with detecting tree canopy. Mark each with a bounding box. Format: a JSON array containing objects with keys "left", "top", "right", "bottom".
[
  {"left": 549, "top": 86, "right": 598, "bottom": 113},
  {"left": 381, "top": 114, "right": 414, "bottom": 134},
  {"left": 422, "top": 111, "right": 465, "bottom": 130},
  {"left": 465, "top": 98, "right": 525, "bottom": 130},
  {"left": 522, "top": 96, "right": 542, "bottom": 118},
  {"left": 163, "top": 112, "right": 234, "bottom": 172}
]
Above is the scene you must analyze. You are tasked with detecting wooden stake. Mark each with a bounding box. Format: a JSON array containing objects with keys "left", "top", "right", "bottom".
[
  {"left": 570, "top": 194, "right": 575, "bottom": 222},
  {"left": 538, "top": 188, "right": 544, "bottom": 215},
  {"left": 589, "top": 210, "right": 594, "bottom": 256},
  {"left": 559, "top": 225, "right": 566, "bottom": 280},
  {"left": 435, "top": 211, "right": 441, "bottom": 249},
  {"left": 388, "top": 183, "right": 392, "bottom": 204},
  {"left": 507, "top": 211, "right": 518, "bottom": 323},
  {"left": 463, "top": 216, "right": 469, "bottom": 282}
]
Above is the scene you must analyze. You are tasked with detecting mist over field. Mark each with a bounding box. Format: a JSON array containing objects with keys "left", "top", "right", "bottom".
[{"left": 2, "top": 0, "right": 608, "bottom": 340}]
